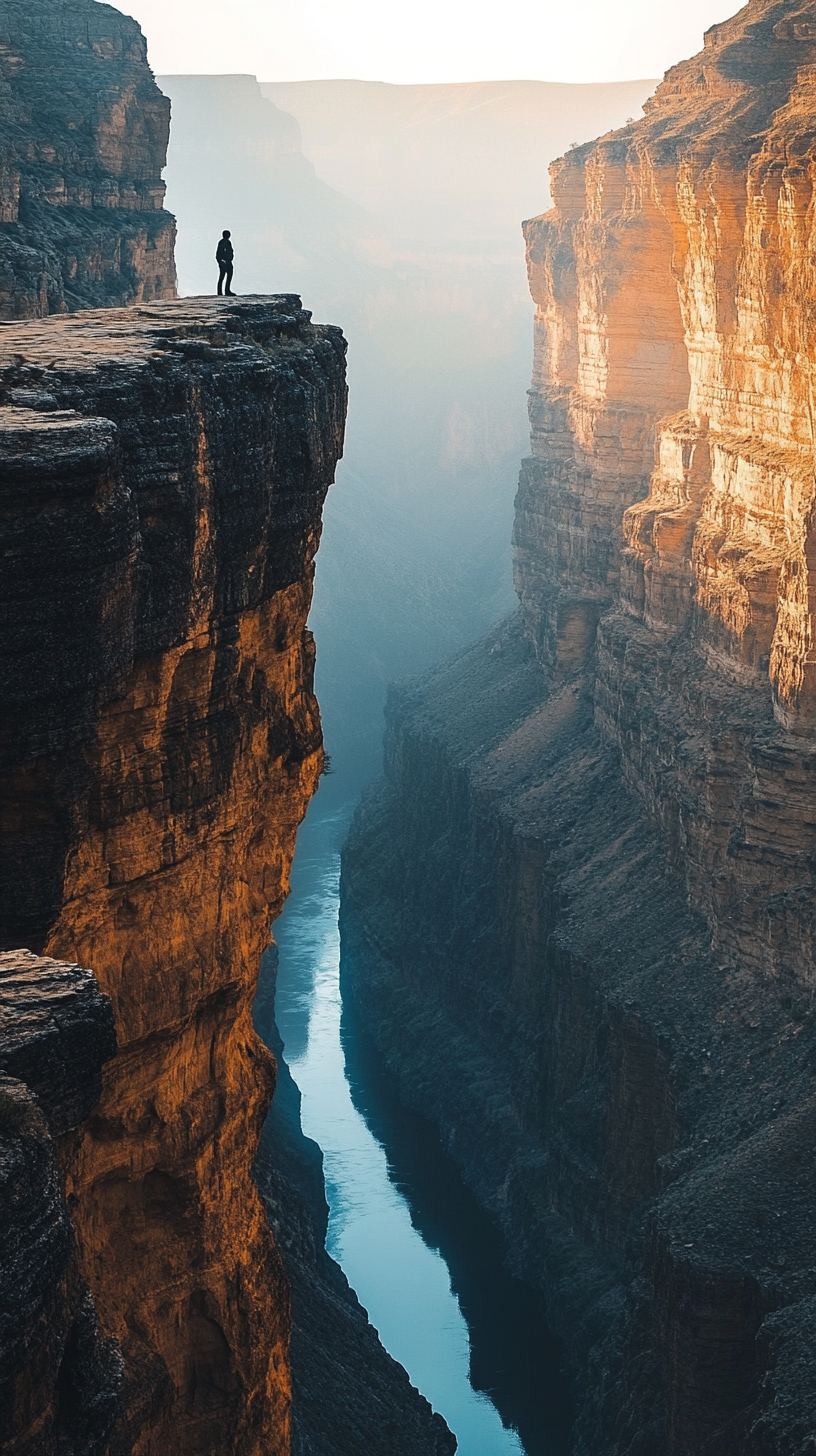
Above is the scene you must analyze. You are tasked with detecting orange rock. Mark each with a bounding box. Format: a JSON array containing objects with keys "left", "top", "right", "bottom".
[
  {"left": 0, "top": 298, "right": 347, "bottom": 1454},
  {"left": 522, "top": 1, "right": 816, "bottom": 704}
]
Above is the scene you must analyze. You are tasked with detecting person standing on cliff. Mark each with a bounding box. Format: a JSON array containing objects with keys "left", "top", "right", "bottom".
[{"left": 216, "top": 230, "right": 234, "bottom": 295}]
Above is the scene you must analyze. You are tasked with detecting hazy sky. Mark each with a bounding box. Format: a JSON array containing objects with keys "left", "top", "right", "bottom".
[{"left": 122, "top": 0, "right": 742, "bottom": 85}]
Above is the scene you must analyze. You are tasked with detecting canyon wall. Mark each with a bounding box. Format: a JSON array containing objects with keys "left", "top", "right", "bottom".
[
  {"left": 0, "top": 297, "right": 346, "bottom": 1454},
  {"left": 0, "top": 0, "right": 176, "bottom": 318},
  {"left": 341, "top": 3, "right": 816, "bottom": 1451}
]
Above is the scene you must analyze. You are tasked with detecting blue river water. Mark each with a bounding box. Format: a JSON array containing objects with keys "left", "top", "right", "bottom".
[{"left": 268, "top": 796, "right": 571, "bottom": 1456}]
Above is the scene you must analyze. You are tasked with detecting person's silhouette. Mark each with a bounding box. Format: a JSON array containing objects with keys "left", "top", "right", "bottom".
[{"left": 216, "top": 230, "right": 234, "bottom": 296}]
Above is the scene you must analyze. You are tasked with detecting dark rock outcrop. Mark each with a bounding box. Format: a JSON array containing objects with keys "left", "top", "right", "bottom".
[
  {"left": 340, "top": 4, "right": 816, "bottom": 1452},
  {"left": 0, "top": 0, "right": 176, "bottom": 318},
  {"left": 0, "top": 296, "right": 346, "bottom": 1455},
  {"left": 0, "top": 950, "right": 121, "bottom": 1456}
]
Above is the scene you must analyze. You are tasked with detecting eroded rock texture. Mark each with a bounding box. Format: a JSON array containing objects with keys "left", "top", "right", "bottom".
[
  {"left": 0, "top": 297, "right": 346, "bottom": 1455},
  {"left": 0, "top": 0, "right": 177, "bottom": 318},
  {"left": 341, "top": 4, "right": 816, "bottom": 1452},
  {"left": 0, "top": 950, "right": 121, "bottom": 1456}
]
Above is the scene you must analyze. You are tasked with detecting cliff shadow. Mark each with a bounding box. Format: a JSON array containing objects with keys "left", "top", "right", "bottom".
[{"left": 338, "top": 995, "right": 574, "bottom": 1456}]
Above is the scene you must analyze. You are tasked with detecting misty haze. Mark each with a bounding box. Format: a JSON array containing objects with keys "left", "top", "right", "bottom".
[{"left": 158, "top": 73, "right": 656, "bottom": 793}]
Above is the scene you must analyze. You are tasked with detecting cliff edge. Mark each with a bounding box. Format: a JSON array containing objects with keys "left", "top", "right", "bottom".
[
  {"left": 0, "top": 297, "right": 346, "bottom": 1455},
  {"left": 0, "top": 0, "right": 177, "bottom": 318},
  {"left": 341, "top": 3, "right": 816, "bottom": 1452}
]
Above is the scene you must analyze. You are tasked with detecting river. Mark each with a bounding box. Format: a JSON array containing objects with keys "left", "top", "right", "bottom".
[{"left": 263, "top": 794, "right": 572, "bottom": 1456}]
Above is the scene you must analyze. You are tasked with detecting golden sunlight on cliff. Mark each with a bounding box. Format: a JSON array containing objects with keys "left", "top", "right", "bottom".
[
  {"left": 521, "top": 0, "right": 816, "bottom": 739},
  {"left": 48, "top": 585, "right": 321, "bottom": 1454},
  {"left": 0, "top": 299, "right": 346, "bottom": 1455}
]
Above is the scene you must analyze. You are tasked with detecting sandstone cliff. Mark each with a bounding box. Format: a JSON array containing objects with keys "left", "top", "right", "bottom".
[
  {"left": 341, "top": 3, "right": 816, "bottom": 1451},
  {"left": 0, "top": 297, "right": 346, "bottom": 1454},
  {"left": 0, "top": 0, "right": 176, "bottom": 318}
]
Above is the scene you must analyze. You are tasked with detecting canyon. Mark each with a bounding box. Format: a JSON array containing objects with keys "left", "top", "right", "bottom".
[
  {"left": 341, "top": 1, "right": 816, "bottom": 1452},
  {"left": 9, "top": 0, "right": 816, "bottom": 1450}
]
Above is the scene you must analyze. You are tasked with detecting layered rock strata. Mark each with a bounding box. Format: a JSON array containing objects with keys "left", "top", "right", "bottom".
[
  {"left": 0, "top": 297, "right": 346, "bottom": 1454},
  {"left": 0, "top": 0, "right": 176, "bottom": 318},
  {"left": 341, "top": 4, "right": 816, "bottom": 1451},
  {"left": 0, "top": 950, "right": 121, "bottom": 1456}
]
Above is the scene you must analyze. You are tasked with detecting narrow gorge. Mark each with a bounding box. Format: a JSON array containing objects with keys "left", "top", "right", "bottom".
[
  {"left": 341, "top": 2, "right": 816, "bottom": 1452},
  {"left": 7, "top": 0, "right": 816, "bottom": 1452}
]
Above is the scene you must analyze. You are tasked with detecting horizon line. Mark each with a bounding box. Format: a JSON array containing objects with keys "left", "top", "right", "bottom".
[{"left": 155, "top": 71, "right": 661, "bottom": 88}]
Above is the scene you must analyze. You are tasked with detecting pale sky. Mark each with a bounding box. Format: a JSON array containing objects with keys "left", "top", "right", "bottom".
[{"left": 119, "top": 0, "right": 743, "bottom": 85}]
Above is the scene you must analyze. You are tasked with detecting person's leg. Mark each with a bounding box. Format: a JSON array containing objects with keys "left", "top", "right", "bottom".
[
  {"left": 217, "top": 263, "right": 226, "bottom": 295},
  {"left": 225, "top": 263, "right": 234, "bottom": 296}
]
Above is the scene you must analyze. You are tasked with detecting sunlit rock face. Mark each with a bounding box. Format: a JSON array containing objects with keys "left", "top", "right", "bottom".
[
  {"left": 342, "top": 4, "right": 816, "bottom": 1452},
  {"left": 520, "top": 0, "right": 816, "bottom": 985},
  {"left": 0, "top": 298, "right": 347, "bottom": 1454},
  {"left": 0, "top": 0, "right": 177, "bottom": 318}
]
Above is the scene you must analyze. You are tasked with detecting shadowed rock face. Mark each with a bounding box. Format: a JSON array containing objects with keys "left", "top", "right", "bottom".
[
  {"left": 0, "top": 0, "right": 177, "bottom": 318},
  {"left": 0, "top": 950, "right": 121, "bottom": 1456},
  {"left": 341, "top": 4, "right": 816, "bottom": 1453},
  {"left": 0, "top": 298, "right": 347, "bottom": 1455}
]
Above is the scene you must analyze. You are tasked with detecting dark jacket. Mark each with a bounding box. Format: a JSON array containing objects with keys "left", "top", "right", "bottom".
[{"left": 216, "top": 237, "right": 234, "bottom": 264}]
